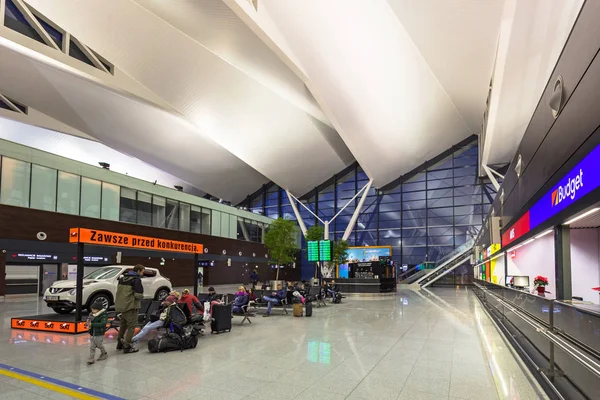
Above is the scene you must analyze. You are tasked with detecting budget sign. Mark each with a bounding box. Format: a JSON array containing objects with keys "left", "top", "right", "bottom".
[{"left": 529, "top": 144, "right": 600, "bottom": 229}]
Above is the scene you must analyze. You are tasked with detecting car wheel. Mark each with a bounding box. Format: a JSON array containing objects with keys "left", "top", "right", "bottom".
[
  {"left": 155, "top": 288, "right": 169, "bottom": 301},
  {"left": 88, "top": 293, "right": 111, "bottom": 312},
  {"left": 52, "top": 307, "right": 74, "bottom": 314}
]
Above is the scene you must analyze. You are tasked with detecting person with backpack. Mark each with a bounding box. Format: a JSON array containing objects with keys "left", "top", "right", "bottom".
[
  {"left": 86, "top": 299, "right": 108, "bottom": 365},
  {"left": 115, "top": 264, "right": 145, "bottom": 354},
  {"left": 179, "top": 288, "right": 203, "bottom": 315},
  {"left": 132, "top": 295, "right": 178, "bottom": 345}
]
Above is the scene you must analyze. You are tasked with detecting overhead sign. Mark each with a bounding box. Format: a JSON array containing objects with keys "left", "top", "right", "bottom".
[
  {"left": 502, "top": 142, "right": 600, "bottom": 247},
  {"left": 10, "top": 253, "right": 58, "bottom": 261},
  {"left": 69, "top": 228, "right": 203, "bottom": 254},
  {"left": 501, "top": 211, "right": 531, "bottom": 247}
]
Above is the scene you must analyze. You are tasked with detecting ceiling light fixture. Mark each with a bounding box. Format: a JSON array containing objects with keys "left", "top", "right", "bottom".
[
  {"left": 534, "top": 230, "right": 553, "bottom": 239},
  {"left": 564, "top": 208, "right": 600, "bottom": 225}
]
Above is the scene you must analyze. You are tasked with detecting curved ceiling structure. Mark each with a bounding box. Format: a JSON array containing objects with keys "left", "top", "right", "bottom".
[{"left": 0, "top": 0, "right": 581, "bottom": 202}]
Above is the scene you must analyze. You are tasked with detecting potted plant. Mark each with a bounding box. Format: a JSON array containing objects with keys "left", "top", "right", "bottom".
[
  {"left": 264, "top": 218, "right": 297, "bottom": 283},
  {"left": 533, "top": 275, "right": 549, "bottom": 294},
  {"left": 332, "top": 240, "right": 350, "bottom": 278}
]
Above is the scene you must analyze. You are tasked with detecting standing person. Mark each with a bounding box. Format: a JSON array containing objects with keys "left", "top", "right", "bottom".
[
  {"left": 115, "top": 264, "right": 144, "bottom": 354},
  {"left": 249, "top": 270, "right": 259, "bottom": 289},
  {"left": 86, "top": 300, "right": 108, "bottom": 365},
  {"left": 197, "top": 269, "right": 203, "bottom": 290},
  {"left": 262, "top": 284, "right": 287, "bottom": 317}
]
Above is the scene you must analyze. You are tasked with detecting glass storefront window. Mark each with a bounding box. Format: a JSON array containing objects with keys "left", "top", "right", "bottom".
[
  {"left": 30, "top": 164, "right": 56, "bottom": 211},
  {"left": 190, "top": 205, "right": 202, "bottom": 233},
  {"left": 0, "top": 157, "right": 31, "bottom": 207},
  {"left": 101, "top": 182, "right": 119, "bottom": 221},
  {"left": 119, "top": 187, "right": 136, "bottom": 223},
  {"left": 152, "top": 195, "right": 166, "bottom": 228},
  {"left": 57, "top": 171, "right": 80, "bottom": 215},
  {"left": 166, "top": 199, "right": 179, "bottom": 230},
  {"left": 137, "top": 192, "right": 152, "bottom": 226},
  {"left": 80, "top": 177, "right": 101, "bottom": 218},
  {"left": 201, "top": 208, "right": 211, "bottom": 235},
  {"left": 179, "top": 203, "right": 190, "bottom": 232}
]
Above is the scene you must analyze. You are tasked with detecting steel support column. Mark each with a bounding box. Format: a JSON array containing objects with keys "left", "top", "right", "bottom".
[
  {"left": 343, "top": 180, "right": 373, "bottom": 241},
  {"left": 286, "top": 190, "right": 308, "bottom": 237},
  {"left": 554, "top": 225, "right": 572, "bottom": 301}
]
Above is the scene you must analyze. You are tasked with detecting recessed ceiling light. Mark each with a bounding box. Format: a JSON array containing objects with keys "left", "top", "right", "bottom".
[{"left": 564, "top": 208, "right": 600, "bottom": 225}]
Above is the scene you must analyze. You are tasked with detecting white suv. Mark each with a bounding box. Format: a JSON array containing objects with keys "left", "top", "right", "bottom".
[{"left": 43, "top": 266, "right": 172, "bottom": 314}]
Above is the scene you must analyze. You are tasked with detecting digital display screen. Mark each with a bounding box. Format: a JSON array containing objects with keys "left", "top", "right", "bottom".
[
  {"left": 307, "top": 241, "right": 319, "bottom": 262},
  {"left": 319, "top": 240, "right": 332, "bottom": 262}
]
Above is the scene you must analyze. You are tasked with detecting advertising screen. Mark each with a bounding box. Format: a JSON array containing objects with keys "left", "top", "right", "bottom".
[{"left": 339, "top": 246, "right": 391, "bottom": 278}]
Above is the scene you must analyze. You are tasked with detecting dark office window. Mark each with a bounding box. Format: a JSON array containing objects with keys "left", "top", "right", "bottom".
[
  {"left": 136, "top": 192, "right": 152, "bottom": 226},
  {"left": 69, "top": 39, "right": 95, "bottom": 68},
  {"left": 32, "top": 14, "right": 63, "bottom": 49},
  {"left": 165, "top": 199, "right": 179, "bottom": 230},
  {"left": 4, "top": 0, "right": 45, "bottom": 45},
  {"left": 119, "top": 188, "right": 136, "bottom": 223},
  {"left": 0, "top": 98, "right": 12, "bottom": 111}
]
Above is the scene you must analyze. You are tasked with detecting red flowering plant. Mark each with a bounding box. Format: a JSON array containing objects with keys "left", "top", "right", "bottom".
[{"left": 534, "top": 276, "right": 549, "bottom": 286}]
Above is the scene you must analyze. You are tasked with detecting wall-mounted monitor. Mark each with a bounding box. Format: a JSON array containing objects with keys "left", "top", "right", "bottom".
[
  {"left": 513, "top": 276, "right": 530, "bottom": 288},
  {"left": 339, "top": 246, "right": 392, "bottom": 278}
]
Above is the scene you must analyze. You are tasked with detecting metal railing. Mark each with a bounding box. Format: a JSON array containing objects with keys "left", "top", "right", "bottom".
[
  {"left": 473, "top": 280, "right": 600, "bottom": 400},
  {"left": 414, "top": 240, "right": 474, "bottom": 287}
]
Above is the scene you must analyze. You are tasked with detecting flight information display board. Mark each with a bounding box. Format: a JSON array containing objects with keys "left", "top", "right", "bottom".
[
  {"left": 319, "top": 240, "right": 332, "bottom": 262},
  {"left": 307, "top": 241, "right": 319, "bottom": 262},
  {"left": 307, "top": 240, "right": 331, "bottom": 262}
]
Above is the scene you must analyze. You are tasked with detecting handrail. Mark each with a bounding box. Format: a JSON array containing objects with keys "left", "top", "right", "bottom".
[
  {"left": 421, "top": 253, "right": 471, "bottom": 288},
  {"left": 436, "top": 239, "right": 474, "bottom": 264},
  {"left": 414, "top": 242, "right": 473, "bottom": 286},
  {"left": 474, "top": 280, "right": 600, "bottom": 392}
]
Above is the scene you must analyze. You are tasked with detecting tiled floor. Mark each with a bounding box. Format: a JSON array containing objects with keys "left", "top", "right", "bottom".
[{"left": 0, "top": 287, "right": 547, "bottom": 400}]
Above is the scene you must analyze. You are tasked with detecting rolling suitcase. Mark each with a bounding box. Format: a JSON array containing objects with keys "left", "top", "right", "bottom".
[
  {"left": 305, "top": 301, "right": 313, "bottom": 317},
  {"left": 293, "top": 303, "right": 303, "bottom": 317},
  {"left": 211, "top": 303, "right": 232, "bottom": 334}
]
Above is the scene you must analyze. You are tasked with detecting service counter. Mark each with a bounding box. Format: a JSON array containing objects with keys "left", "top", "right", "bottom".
[{"left": 335, "top": 278, "right": 396, "bottom": 294}]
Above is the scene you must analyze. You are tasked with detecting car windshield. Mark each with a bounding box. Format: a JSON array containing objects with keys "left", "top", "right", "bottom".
[{"left": 84, "top": 267, "right": 122, "bottom": 280}]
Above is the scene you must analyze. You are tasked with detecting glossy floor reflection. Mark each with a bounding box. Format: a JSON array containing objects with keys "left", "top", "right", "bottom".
[{"left": 0, "top": 288, "right": 547, "bottom": 400}]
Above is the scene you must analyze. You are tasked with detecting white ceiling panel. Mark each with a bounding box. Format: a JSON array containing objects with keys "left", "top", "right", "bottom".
[
  {"left": 0, "top": 41, "right": 268, "bottom": 203},
  {"left": 387, "top": 0, "right": 504, "bottom": 134},
  {"left": 261, "top": 0, "right": 472, "bottom": 187},
  {"left": 0, "top": 116, "right": 205, "bottom": 196}
]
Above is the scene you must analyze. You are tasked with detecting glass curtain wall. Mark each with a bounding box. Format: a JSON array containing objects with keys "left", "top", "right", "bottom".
[{"left": 240, "top": 139, "right": 495, "bottom": 269}]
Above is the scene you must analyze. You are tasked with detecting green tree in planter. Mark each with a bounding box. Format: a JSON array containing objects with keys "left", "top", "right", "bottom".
[
  {"left": 264, "top": 218, "right": 297, "bottom": 281},
  {"left": 332, "top": 240, "right": 350, "bottom": 277},
  {"left": 306, "top": 225, "right": 324, "bottom": 278}
]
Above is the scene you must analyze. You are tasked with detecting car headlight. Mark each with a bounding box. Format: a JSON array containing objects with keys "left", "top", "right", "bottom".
[{"left": 69, "top": 289, "right": 76, "bottom": 295}]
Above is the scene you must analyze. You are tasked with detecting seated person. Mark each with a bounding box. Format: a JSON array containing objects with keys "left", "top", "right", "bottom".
[
  {"left": 169, "top": 290, "right": 181, "bottom": 300},
  {"left": 179, "top": 289, "right": 204, "bottom": 322},
  {"left": 320, "top": 281, "right": 329, "bottom": 299},
  {"left": 327, "top": 280, "right": 338, "bottom": 299},
  {"left": 232, "top": 286, "right": 249, "bottom": 314},
  {"left": 260, "top": 281, "right": 268, "bottom": 290},
  {"left": 132, "top": 295, "right": 178, "bottom": 345},
  {"left": 262, "top": 284, "right": 287, "bottom": 317},
  {"left": 207, "top": 286, "right": 222, "bottom": 303},
  {"left": 247, "top": 288, "right": 257, "bottom": 302},
  {"left": 288, "top": 282, "right": 305, "bottom": 304}
]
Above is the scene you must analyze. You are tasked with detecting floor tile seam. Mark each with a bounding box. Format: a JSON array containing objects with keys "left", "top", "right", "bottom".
[{"left": 342, "top": 326, "right": 417, "bottom": 400}]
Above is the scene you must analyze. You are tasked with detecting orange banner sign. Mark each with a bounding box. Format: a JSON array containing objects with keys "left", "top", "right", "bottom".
[
  {"left": 69, "top": 228, "right": 203, "bottom": 254},
  {"left": 11, "top": 318, "right": 87, "bottom": 334}
]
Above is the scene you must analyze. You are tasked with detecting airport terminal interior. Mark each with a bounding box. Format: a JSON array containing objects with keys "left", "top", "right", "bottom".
[{"left": 0, "top": 1, "right": 599, "bottom": 399}]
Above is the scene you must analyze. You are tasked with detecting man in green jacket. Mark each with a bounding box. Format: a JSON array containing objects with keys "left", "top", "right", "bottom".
[{"left": 115, "top": 264, "right": 145, "bottom": 353}]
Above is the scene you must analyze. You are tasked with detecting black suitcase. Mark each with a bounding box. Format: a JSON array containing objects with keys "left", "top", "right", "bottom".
[
  {"left": 305, "top": 301, "right": 313, "bottom": 317},
  {"left": 211, "top": 303, "right": 232, "bottom": 334}
]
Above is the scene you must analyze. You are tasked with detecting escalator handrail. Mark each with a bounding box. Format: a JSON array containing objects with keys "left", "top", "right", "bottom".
[{"left": 414, "top": 243, "right": 473, "bottom": 286}]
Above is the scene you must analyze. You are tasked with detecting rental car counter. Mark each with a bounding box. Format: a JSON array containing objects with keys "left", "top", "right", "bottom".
[{"left": 335, "top": 262, "right": 396, "bottom": 294}]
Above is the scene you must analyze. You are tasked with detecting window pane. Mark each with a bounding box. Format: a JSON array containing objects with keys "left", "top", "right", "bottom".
[
  {"left": 80, "top": 177, "right": 101, "bottom": 218},
  {"left": 137, "top": 192, "right": 152, "bottom": 226},
  {"left": 101, "top": 183, "right": 119, "bottom": 221},
  {"left": 152, "top": 195, "right": 166, "bottom": 228},
  {"left": 1, "top": 157, "right": 31, "bottom": 207},
  {"left": 119, "top": 187, "right": 136, "bottom": 223},
  {"left": 190, "top": 205, "right": 202, "bottom": 233},
  {"left": 179, "top": 203, "right": 190, "bottom": 232},
  {"left": 30, "top": 164, "right": 56, "bottom": 211},
  {"left": 201, "top": 208, "right": 211, "bottom": 235},
  {"left": 57, "top": 171, "right": 80, "bottom": 215},
  {"left": 166, "top": 199, "right": 179, "bottom": 230}
]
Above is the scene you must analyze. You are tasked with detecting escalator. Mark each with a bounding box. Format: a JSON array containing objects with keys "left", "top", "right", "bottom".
[{"left": 414, "top": 240, "right": 474, "bottom": 289}]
